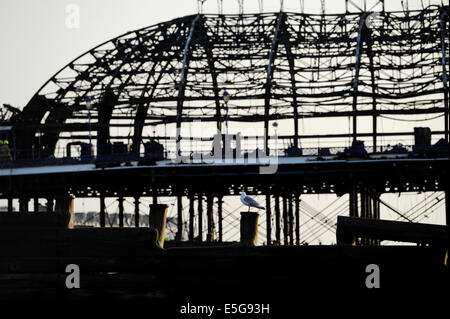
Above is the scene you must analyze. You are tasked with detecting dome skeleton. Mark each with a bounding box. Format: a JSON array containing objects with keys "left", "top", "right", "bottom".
[{"left": 10, "top": 5, "right": 449, "bottom": 155}]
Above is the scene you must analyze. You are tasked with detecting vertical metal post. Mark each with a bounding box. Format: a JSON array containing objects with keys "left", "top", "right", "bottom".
[
  {"left": 189, "top": 194, "right": 195, "bottom": 241},
  {"left": 446, "top": 188, "right": 450, "bottom": 226},
  {"left": 282, "top": 195, "right": 288, "bottom": 245},
  {"left": 46, "top": 197, "right": 53, "bottom": 213},
  {"left": 288, "top": 194, "right": 294, "bottom": 245},
  {"left": 34, "top": 198, "right": 39, "bottom": 212},
  {"left": 198, "top": 192, "right": 203, "bottom": 242},
  {"left": 295, "top": 194, "right": 300, "bottom": 245},
  {"left": 134, "top": 196, "right": 140, "bottom": 227},
  {"left": 118, "top": 196, "right": 124, "bottom": 228},
  {"left": 275, "top": 194, "right": 281, "bottom": 244},
  {"left": 266, "top": 192, "right": 272, "bottom": 245},
  {"left": 360, "top": 188, "right": 366, "bottom": 219},
  {"left": 349, "top": 185, "right": 356, "bottom": 217},
  {"left": 100, "top": 194, "right": 106, "bottom": 227},
  {"left": 439, "top": 10, "right": 449, "bottom": 142},
  {"left": 176, "top": 194, "right": 183, "bottom": 240},
  {"left": 19, "top": 198, "right": 29, "bottom": 212},
  {"left": 206, "top": 193, "right": 214, "bottom": 242},
  {"left": 218, "top": 195, "right": 223, "bottom": 242},
  {"left": 352, "top": 15, "right": 367, "bottom": 143},
  {"left": 152, "top": 187, "right": 158, "bottom": 204},
  {"left": 7, "top": 197, "right": 13, "bottom": 212}
]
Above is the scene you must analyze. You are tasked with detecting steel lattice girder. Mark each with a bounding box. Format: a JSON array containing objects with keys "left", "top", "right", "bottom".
[{"left": 12, "top": 6, "right": 450, "bottom": 150}]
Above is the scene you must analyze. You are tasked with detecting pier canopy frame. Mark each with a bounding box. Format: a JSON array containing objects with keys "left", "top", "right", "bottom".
[{"left": 9, "top": 5, "right": 450, "bottom": 157}]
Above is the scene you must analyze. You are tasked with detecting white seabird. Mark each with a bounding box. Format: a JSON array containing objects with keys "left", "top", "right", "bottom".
[{"left": 240, "top": 192, "right": 265, "bottom": 211}]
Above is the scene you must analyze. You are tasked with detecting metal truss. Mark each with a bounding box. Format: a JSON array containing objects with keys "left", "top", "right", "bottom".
[{"left": 9, "top": 4, "right": 449, "bottom": 154}]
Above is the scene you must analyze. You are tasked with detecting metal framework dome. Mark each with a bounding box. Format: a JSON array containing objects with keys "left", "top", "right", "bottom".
[{"left": 9, "top": 5, "right": 450, "bottom": 157}]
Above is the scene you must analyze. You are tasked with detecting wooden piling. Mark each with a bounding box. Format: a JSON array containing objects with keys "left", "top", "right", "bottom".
[
  {"left": 54, "top": 195, "right": 75, "bottom": 228},
  {"left": 149, "top": 204, "right": 169, "bottom": 248},
  {"left": 240, "top": 211, "right": 259, "bottom": 246}
]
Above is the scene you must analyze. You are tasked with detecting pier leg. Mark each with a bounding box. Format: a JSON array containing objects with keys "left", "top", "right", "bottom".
[
  {"left": 34, "top": 198, "right": 39, "bottom": 212},
  {"left": 288, "top": 194, "right": 294, "bottom": 245},
  {"left": 100, "top": 195, "right": 106, "bottom": 227},
  {"left": 295, "top": 194, "right": 300, "bottom": 245},
  {"left": 134, "top": 196, "right": 140, "bottom": 227},
  {"left": 266, "top": 193, "right": 272, "bottom": 245},
  {"left": 446, "top": 188, "right": 450, "bottom": 226},
  {"left": 189, "top": 194, "right": 195, "bottom": 241},
  {"left": 218, "top": 195, "right": 223, "bottom": 242},
  {"left": 118, "top": 196, "right": 124, "bottom": 228},
  {"left": 176, "top": 194, "right": 183, "bottom": 240},
  {"left": 7, "top": 197, "right": 13, "bottom": 212},
  {"left": 198, "top": 192, "right": 203, "bottom": 242},
  {"left": 360, "top": 188, "right": 367, "bottom": 219},
  {"left": 275, "top": 194, "right": 281, "bottom": 245},
  {"left": 373, "top": 192, "right": 381, "bottom": 245},
  {"left": 152, "top": 187, "right": 158, "bottom": 204},
  {"left": 19, "top": 198, "right": 29, "bottom": 213},
  {"left": 206, "top": 193, "right": 214, "bottom": 242},
  {"left": 46, "top": 197, "right": 53, "bottom": 213},
  {"left": 349, "top": 184, "right": 358, "bottom": 217},
  {"left": 282, "top": 195, "right": 288, "bottom": 245}
]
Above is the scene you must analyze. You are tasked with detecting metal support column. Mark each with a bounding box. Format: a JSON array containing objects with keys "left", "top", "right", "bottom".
[
  {"left": 7, "top": 197, "right": 13, "bottom": 212},
  {"left": 282, "top": 195, "right": 288, "bottom": 245},
  {"left": 218, "top": 195, "right": 223, "bottom": 242},
  {"left": 198, "top": 192, "right": 203, "bottom": 242},
  {"left": 176, "top": 194, "right": 183, "bottom": 240},
  {"left": 134, "top": 196, "right": 140, "bottom": 227},
  {"left": 275, "top": 194, "right": 281, "bottom": 245},
  {"left": 33, "top": 198, "right": 39, "bottom": 212},
  {"left": 46, "top": 197, "right": 54, "bottom": 213},
  {"left": 295, "top": 194, "right": 300, "bottom": 245},
  {"left": 100, "top": 195, "right": 106, "bottom": 228},
  {"left": 189, "top": 194, "right": 195, "bottom": 241},
  {"left": 118, "top": 196, "right": 124, "bottom": 228},
  {"left": 288, "top": 194, "right": 294, "bottom": 245},
  {"left": 266, "top": 192, "right": 272, "bottom": 245},
  {"left": 206, "top": 193, "right": 215, "bottom": 242}
]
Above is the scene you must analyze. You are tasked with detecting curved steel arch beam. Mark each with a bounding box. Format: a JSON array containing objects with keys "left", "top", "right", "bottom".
[
  {"left": 176, "top": 14, "right": 202, "bottom": 156},
  {"left": 264, "top": 12, "right": 285, "bottom": 152}
]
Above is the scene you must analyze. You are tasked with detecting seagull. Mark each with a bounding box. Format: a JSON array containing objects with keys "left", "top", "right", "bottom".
[{"left": 240, "top": 192, "right": 265, "bottom": 211}]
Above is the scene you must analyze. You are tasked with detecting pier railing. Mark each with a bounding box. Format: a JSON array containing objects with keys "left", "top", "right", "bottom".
[{"left": 0, "top": 142, "right": 448, "bottom": 169}]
